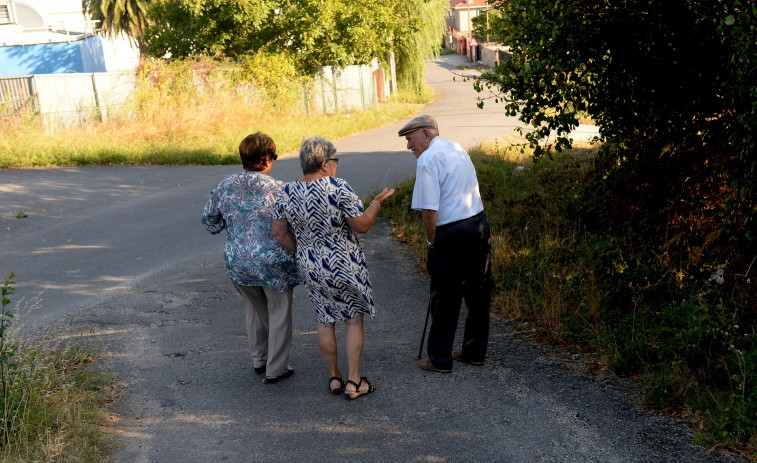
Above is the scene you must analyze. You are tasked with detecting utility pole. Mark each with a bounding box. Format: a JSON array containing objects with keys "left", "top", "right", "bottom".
[
  {"left": 467, "top": 0, "right": 472, "bottom": 61},
  {"left": 486, "top": 9, "right": 489, "bottom": 44}
]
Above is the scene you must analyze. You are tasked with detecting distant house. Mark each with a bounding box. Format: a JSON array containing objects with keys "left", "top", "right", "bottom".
[
  {"left": 445, "top": 0, "right": 493, "bottom": 60},
  {"left": 0, "top": 0, "right": 138, "bottom": 77},
  {"left": 446, "top": 0, "right": 492, "bottom": 36}
]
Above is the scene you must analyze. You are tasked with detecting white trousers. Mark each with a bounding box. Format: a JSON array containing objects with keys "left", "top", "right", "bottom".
[{"left": 233, "top": 285, "right": 293, "bottom": 378}]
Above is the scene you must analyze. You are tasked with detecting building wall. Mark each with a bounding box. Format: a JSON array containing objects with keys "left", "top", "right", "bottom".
[
  {"left": 14, "top": 0, "right": 87, "bottom": 30},
  {"left": 0, "top": 0, "right": 138, "bottom": 73},
  {"left": 447, "top": 7, "right": 487, "bottom": 34},
  {"left": 0, "top": 36, "right": 106, "bottom": 76}
]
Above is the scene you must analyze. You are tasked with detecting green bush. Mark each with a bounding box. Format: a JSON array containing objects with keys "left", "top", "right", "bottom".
[{"left": 473, "top": 0, "right": 756, "bottom": 448}]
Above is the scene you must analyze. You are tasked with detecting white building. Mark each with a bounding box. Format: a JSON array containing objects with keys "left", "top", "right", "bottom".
[
  {"left": 0, "top": 0, "right": 139, "bottom": 76},
  {"left": 447, "top": 0, "right": 492, "bottom": 35}
]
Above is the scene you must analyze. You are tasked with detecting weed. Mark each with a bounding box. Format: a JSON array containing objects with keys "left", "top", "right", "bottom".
[
  {"left": 0, "top": 59, "right": 429, "bottom": 168},
  {"left": 0, "top": 273, "right": 116, "bottom": 461}
]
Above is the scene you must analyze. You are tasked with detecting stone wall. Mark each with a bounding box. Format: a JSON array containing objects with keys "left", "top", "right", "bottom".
[{"left": 480, "top": 44, "right": 512, "bottom": 69}]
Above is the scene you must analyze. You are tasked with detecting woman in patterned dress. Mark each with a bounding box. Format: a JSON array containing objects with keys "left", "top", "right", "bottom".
[
  {"left": 272, "top": 137, "right": 394, "bottom": 400},
  {"left": 202, "top": 132, "right": 301, "bottom": 385}
]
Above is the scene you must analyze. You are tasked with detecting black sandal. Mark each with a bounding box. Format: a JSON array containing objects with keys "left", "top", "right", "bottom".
[
  {"left": 328, "top": 376, "right": 343, "bottom": 395},
  {"left": 344, "top": 377, "right": 375, "bottom": 400}
]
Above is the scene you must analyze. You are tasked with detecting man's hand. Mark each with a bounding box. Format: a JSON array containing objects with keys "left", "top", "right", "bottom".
[{"left": 421, "top": 209, "right": 437, "bottom": 245}]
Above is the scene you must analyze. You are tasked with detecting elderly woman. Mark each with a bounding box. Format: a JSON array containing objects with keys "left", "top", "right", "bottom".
[
  {"left": 272, "top": 137, "right": 394, "bottom": 400},
  {"left": 202, "top": 132, "right": 301, "bottom": 384}
]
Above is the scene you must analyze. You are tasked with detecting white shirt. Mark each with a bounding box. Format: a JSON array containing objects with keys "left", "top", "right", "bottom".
[{"left": 411, "top": 136, "right": 484, "bottom": 226}]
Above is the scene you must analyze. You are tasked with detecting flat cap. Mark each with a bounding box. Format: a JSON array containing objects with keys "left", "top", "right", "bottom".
[{"left": 398, "top": 115, "right": 438, "bottom": 136}]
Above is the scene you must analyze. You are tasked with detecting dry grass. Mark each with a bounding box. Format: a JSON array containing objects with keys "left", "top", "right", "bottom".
[
  {"left": 0, "top": 78, "right": 426, "bottom": 168},
  {"left": 380, "top": 136, "right": 600, "bottom": 332}
]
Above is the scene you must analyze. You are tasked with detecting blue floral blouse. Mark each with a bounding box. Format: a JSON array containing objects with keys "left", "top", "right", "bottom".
[{"left": 202, "top": 171, "right": 301, "bottom": 292}]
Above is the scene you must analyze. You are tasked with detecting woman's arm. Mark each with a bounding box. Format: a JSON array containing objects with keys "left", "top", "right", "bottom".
[
  {"left": 201, "top": 190, "right": 226, "bottom": 234},
  {"left": 272, "top": 219, "right": 297, "bottom": 252},
  {"left": 346, "top": 187, "right": 395, "bottom": 233}
]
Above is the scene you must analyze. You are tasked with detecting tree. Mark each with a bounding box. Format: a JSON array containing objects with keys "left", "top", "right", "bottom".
[
  {"left": 142, "top": 0, "right": 273, "bottom": 59},
  {"left": 142, "top": 0, "right": 448, "bottom": 94},
  {"left": 391, "top": 0, "right": 448, "bottom": 94},
  {"left": 479, "top": 0, "right": 755, "bottom": 249},
  {"left": 82, "top": 0, "right": 152, "bottom": 56},
  {"left": 480, "top": 0, "right": 757, "bottom": 445},
  {"left": 471, "top": 8, "right": 501, "bottom": 41}
]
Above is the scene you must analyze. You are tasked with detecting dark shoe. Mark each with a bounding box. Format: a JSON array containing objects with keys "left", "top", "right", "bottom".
[
  {"left": 254, "top": 365, "right": 266, "bottom": 375},
  {"left": 263, "top": 367, "right": 294, "bottom": 384},
  {"left": 344, "top": 377, "right": 375, "bottom": 400},
  {"left": 329, "top": 376, "right": 343, "bottom": 395},
  {"left": 418, "top": 358, "right": 452, "bottom": 373},
  {"left": 452, "top": 351, "right": 485, "bottom": 365}
]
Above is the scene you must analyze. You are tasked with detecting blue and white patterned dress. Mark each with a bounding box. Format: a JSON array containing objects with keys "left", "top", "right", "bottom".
[
  {"left": 202, "top": 171, "right": 301, "bottom": 292},
  {"left": 274, "top": 177, "right": 375, "bottom": 323}
]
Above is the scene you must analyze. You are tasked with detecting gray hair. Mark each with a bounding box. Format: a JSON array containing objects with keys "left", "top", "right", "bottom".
[{"left": 299, "top": 137, "right": 336, "bottom": 174}]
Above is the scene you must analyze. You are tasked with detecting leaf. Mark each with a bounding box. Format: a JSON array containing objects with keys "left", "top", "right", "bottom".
[
  {"left": 724, "top": 15, "right": 735, "bottom": 26},
  {"left": 16, "top": 212, "right": 28, "bottom": 219}
]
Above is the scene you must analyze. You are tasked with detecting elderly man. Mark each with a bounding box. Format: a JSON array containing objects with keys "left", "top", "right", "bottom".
[{"left": 399, "top": 115, "right": 492, "bottom": 373}]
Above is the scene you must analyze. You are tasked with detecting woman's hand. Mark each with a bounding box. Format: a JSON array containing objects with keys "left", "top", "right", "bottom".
[
  {"left": 372, "top": 187, "right": 395, "bottom": 206},
  {"left": 346, "top": 187, "right": 395, "bottom": 234}
]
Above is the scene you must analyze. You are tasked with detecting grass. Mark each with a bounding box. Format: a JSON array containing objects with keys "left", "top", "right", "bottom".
[
  {"left": 0, "top": 344, "right": 116, "bottom": 463},
  {"left": 378, "top": 137, "right": 756, "bottom": 456},
  {"left": 0, "top": 279, "right": 117, "bottom": 462},
  {"left": 0, "top": 89, "right": 427, "bottom": 169},
  {"left": 380, "top": 135, "right": 597, "bottom": 326}
]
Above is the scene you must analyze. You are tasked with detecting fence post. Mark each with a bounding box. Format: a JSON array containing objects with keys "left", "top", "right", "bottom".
[
  {"left": 358, "top": 65, "right": 366, "bottom": 111},
  {"left": 90, "top": 73, "right": 102, "bottom": 122},
  {"left": 332, "top": 67, "right": 339, "bottom": 113},
  {"left": 320, "top": 72, "right": 327, "bottom": 113}
]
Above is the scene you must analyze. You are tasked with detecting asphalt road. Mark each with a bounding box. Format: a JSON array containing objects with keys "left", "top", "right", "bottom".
[{"left": 0, "top": 54, "right": 742, "bottom": 462}]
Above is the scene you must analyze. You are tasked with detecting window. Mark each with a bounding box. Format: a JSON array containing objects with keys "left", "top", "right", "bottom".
[{"left": 0, "top": 3, "right": 13, "bottom": 25}]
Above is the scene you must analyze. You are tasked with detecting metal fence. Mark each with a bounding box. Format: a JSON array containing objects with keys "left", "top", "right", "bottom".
[
  {"left": 0, "top": 72, "right": 135, "bottom": 129},
  {"left": 0, "top": 75, "right": 37, "bottom": 114},
  {"left": 1, "top": 63, "right": 386, "bottom": 131},
  {"left": 308, "top": 64, "right": 376, "bottom": 114}
]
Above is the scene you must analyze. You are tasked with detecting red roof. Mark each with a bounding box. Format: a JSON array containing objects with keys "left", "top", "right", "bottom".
[{"left": 449, "top": 0, "right": 490, "bottom": 8}]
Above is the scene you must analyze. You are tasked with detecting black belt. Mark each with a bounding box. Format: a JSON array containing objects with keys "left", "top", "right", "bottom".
[{"left": 436, "top": 210, "right": 485, "bottom": 232}]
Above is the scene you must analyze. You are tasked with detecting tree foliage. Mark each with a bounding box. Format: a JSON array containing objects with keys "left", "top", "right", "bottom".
[
  {"left": 392, "top": 0, "right": 449, "bottom": 94},
  {"left": 142, "top": 0, "right": 272, "bottom": 59},
  {"left": 481, "top": 0, "right": 756, "bottom": 254},
  {"left": 141, "top": 0, "right": 447, "bottom": 92},
  {"left": 481, "top": 0, "right": 757, "bottom": 446},
  {"left": 82, "top": 0, "right": 152, "bottom": 54}
]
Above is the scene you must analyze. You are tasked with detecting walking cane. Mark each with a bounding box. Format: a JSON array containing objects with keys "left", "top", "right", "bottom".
[{"left": 418, "top": 299, "right": 431, "bottom": 360}]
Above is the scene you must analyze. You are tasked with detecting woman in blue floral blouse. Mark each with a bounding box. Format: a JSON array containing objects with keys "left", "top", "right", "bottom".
[{"left": 202, "top": 132, "right": 301, "bottom": 384}]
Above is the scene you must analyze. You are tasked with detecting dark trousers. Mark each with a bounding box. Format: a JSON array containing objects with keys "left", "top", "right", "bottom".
[{"left": 426, "top": 211, "right": 492, "bottom": 369}]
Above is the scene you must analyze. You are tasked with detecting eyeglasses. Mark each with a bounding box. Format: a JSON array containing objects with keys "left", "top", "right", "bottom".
[
  {"left": 328, "top": 157, "right": 339, "bottom": 165},
  {"left": 272, "top": 154, "right": 278, "bottom": 160}
]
